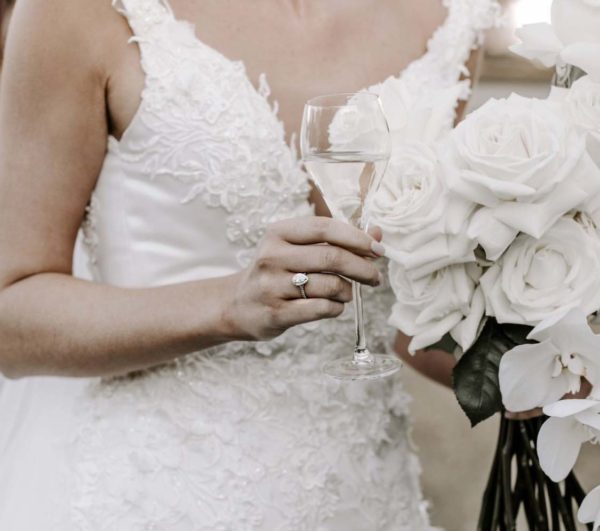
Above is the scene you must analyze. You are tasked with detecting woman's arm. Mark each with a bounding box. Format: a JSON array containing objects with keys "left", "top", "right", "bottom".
[
  {"left": 394, "top": 332, "right": 456, "bottom": 387},
  {"left": 0, "top": 0, "right": 244, "bottom": 378},
  {"left": 0, "top": 0, "right": 382, "bottom": 379}
]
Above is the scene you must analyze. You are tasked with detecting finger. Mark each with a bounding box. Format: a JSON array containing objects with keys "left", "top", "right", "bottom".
[
  {"left": 271, "top": 217, "right": 384, "bottom": 257},
  {"left": 283, "top": 273, "right": 352, "bottom": 303},
  {"left": 274, "top": 299, "right": 345, "bottom": 329},
  {"left": 280, "top": 244, "right": 381, "bottom": 286},
  {"left": 367, "top": 224, "right": 383, "bottom": 243}
]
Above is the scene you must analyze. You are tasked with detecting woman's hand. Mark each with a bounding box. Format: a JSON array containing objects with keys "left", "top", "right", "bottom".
[{"left": 223, "top": 216, "right": 385, "bottom": 341}]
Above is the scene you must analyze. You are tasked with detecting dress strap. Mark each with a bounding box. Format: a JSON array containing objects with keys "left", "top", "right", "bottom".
[
  {"left": 414, "top": 0, "right": 502, "bottom": 87},
  {"left": 111, "top": 0, "right": 172, "bottom": 39}
]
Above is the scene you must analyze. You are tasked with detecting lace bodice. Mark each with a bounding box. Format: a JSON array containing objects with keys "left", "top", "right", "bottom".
[{"left": 62, "top": 0, "right": 502, "bottom": 529}]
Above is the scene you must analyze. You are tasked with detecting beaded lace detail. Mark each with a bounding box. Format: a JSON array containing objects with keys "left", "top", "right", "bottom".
[
  {"left": 108, "top": 0, "right": 312, "bottom": 267},
  {"left": 70, "top": 0, "right": 501, "bottom": 528}
]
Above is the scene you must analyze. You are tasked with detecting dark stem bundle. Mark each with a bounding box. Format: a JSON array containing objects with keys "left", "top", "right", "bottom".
[{"left": 477, "top": 415, "right": 591, "bottom": 531}]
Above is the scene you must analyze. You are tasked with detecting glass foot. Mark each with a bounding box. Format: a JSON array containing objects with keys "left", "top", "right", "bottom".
[{"left": 322, "top": 353, "right": 402, "bottom": 381}]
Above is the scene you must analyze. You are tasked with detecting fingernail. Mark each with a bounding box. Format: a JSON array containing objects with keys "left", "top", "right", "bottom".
[{"left": 371, "top": 241, "right": 386, "bottom": 257}]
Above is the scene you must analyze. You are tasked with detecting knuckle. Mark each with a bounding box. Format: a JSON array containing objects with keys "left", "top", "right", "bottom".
[
  {"left": 328, "top": 275, "right": 345, "bottom": 296},
  {"left": 254, "top": 254, "right": 272, "bottom": 272},
  {"left": 255, "top": 242, "right": 281, "bottom": 271},
  {"left": 257, "top": 271, "right": 274, "bottom": 296},
  {"left": 340, "top": 283, "right": 353, "bottom": 302},
  {"left": 311, "top": 217, "right": 331, "bottom": 240}
]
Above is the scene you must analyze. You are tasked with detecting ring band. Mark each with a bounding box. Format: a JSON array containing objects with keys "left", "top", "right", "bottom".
[{"left": 292, "top": 273, "right": 309, "bottom": 299}]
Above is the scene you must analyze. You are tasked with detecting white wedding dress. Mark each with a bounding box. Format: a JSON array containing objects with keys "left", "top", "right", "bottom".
[{"left": 0, "top": 0, "right": 499, "bottom": 529}]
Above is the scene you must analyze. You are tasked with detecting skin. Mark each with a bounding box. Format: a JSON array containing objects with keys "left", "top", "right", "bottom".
[
  {"left": 0, "top": 1, "right": 13, "bottom": 70},
  {"left": 0, "top": 0, "right": 472, "bottom": 379}
]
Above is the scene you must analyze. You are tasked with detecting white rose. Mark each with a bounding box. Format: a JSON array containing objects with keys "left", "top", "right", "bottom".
[
  {"left": 447, "top": 94, "right": 600, "bottom": 259},
  {"left": 373, "top": 76, "right": 471, "bottom": 145},
  {"left": 388, "top": 262, "right": 485, "bottom": 353},
  {"left": 564, "top": 76, "right": 600, "bottom": 166},
  {"left": 511, "top": 0, "right": 600, "bottom": 81},
  {"left": 552, "top": 0, "right": 600, "bottom": 47},
  {"left": 480, "top": 217, "right": 600, "bottom": 326},
  {"left": 372, "top": 143, "right": 476, "bottom": 279}
]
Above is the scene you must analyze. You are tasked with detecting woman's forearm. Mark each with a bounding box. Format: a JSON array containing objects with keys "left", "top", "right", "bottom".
[
  {"left": 394, "top": 332, "right": 456, "bottom": 388},
  {"left": 0, "top": 272, "right": 241, "bottom": 379}
]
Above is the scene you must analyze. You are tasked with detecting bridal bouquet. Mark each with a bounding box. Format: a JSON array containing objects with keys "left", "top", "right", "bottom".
[{"left": 375, "top": 1, "right": 600, "bottom": 528}]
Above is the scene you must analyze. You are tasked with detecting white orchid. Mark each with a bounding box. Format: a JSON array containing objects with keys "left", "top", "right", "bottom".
[
  {"left": 511, "top": 0, "right": 600, "bottom": 81},
  {"left": 499, "top": 308, "right": 600, "bottom": 412},
  {"left": 537, "top": 397, "right": 600, "bottom": 482},
  {"left": 579, "top": 484, "right": 600, "bottom": 531}
]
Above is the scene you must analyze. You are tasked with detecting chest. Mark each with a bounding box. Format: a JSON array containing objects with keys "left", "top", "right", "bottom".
[{"left": 110, "top": 0, "right": 445, "bottom": 142}]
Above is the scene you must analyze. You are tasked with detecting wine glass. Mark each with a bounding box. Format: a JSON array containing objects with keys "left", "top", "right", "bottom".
[{"left": 301, "top": 92, "right": 402, "bottom": 381}]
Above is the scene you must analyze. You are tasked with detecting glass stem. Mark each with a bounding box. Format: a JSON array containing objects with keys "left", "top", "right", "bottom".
[{"left": 352, "top": 280, "right": 374, "bottom": 365}]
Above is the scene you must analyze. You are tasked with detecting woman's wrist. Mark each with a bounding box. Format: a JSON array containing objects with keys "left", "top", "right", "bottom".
[{"left": 213, "top": 272, "right": 250, "bottom": 343}]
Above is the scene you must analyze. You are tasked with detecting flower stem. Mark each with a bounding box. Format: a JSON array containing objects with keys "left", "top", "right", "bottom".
[{"left": 478, "top": 414, "right": 589, "bottom": 530}]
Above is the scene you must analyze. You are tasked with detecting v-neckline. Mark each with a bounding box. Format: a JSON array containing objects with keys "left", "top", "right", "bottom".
[{"left": 159, "top": 0, "right": 453, "bottom": 146}]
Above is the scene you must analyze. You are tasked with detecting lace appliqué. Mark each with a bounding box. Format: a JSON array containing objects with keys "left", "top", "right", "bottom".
[
  {"left": 81, "top": 193, "right": 100, "bottom": 274},
  {"left": 106, "top": 0, "right": 311, "bottom": 268}
]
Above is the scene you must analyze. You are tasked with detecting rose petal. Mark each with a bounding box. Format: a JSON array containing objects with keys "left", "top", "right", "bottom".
[
  {"left": 408, "top": 310, "right": 463, "bottom": 353},
  {"left": 510, "top": 23, "right": 563, "bottom": 68},
  {"left": 492, "top": 181, "right": 589, "bottom": 238},
  {"left": 450, "top": 287, "right": 485, "bottom": 351},
  {"left": 561, "top": 42, "right": 600, "bottom": 83},
  {"left": 467, "top": 208, "right": 519, "bottom": 260}
]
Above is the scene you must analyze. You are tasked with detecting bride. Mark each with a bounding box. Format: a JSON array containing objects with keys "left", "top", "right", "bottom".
[{"left": 0, "top": 0, "right": 498, "bottom": 528}]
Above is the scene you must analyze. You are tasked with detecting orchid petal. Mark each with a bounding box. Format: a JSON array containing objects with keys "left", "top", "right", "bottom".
[
  {"left": 575, "top": 404, "right": 600, "bottom": 431},
  {"left": 499, "top": 341, "right": 568, "bottom": 412},
  {"left": 579, "top": 485, "right": 600, "bottom": 530},
  {"left": 543, "top": 398, "right": 599, "bottom": 418},
  {"left": 528, "top": 307, "right": 587, "bottom": 342},
  {"left": 537, "top": 416, "right": 587, "bottom": 482}
]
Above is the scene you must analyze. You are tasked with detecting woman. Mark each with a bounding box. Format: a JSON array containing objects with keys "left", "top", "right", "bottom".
[{"left": 0, "top": 0, "right": 498, "bottom": 528}]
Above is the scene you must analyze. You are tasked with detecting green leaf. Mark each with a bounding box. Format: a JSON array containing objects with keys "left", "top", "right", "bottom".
[
  {"left": 500, "top": 323, "right": 532, "bottom": 347},
  {"left": 452, "top": 319, "right": 532, "bottom": 427},
  {"left": 425, "top": 333, "right": 457, "bottom": 354}
]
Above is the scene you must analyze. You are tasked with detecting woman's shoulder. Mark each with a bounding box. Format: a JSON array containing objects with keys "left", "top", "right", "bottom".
[{"left": 7, "top": 0, "right": 128, "bottom": 83}]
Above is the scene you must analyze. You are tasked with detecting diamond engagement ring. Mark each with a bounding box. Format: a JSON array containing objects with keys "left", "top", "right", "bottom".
[{"left": 292, "top": 273, "right": 309, "bottom": 299}]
